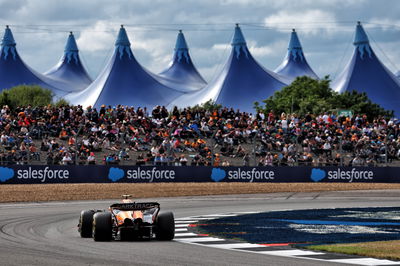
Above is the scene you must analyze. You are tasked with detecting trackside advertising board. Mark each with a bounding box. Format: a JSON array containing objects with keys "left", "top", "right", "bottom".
[{"left": 0, "top": 166, "right": 399, "bottom": 184}]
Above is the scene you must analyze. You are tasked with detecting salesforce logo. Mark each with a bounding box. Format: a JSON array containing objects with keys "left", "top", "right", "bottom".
[
  {"left": 108, "top": 167, "right": 175, "bottom": 182},
  {"left": 211, "top": 168, "right": 226, "bottom": 182},
  {"left": 211, "top": 168, "right": 274, "bottom": 182},
  {"left": 108, "top": 167, "right": 125, "bottom": 182},
  {"left": 310, "top": 168, "right": 326, "bottom": 182},
  {"left": 0, "top": 167, "right": 14, "bottom": 182},
  {"left": 310, "top": 168, "right": 374, "bottom": 182}
]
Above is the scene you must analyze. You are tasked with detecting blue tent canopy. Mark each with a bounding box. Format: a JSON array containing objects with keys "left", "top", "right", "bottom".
[
  {"left": 65, "top": 25, "right": 184, "bottom": 108},
  {"left": 0, "top": 26, "right": 70, "bottom": 97},
  {"left": 331, "top": 22, "right": 400, "bottom": 115},
  {"left": 275, "top": 29, "right": 318, "bottom": 82},
  {"left": 44, "top": 32, "right": 92, "bottom": 92},
  {"left": 158, "top": 30, "right": 206, "bottom": 92},
  {"left": 169, "top": 24, "right": 289, "bottom": 113}
]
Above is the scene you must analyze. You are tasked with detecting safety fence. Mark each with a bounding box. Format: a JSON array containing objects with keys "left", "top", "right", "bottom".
[{"left": 0, "top": 165, "right": 399, "bottom": 184}]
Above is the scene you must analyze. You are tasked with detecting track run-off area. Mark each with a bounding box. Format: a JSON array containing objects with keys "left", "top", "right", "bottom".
[{"left": 1, "top": 190, "right": 400, "bottom": 266}]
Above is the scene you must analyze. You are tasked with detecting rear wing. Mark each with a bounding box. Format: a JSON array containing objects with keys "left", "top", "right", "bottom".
[{"left": 110, "top": 202, "right": 160, "bottom": 211}]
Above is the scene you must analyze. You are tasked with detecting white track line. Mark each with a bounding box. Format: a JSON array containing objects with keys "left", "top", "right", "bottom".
[
  {"left": 205, "top": 243, "right": 265, "bottom": 249},
  {"left": 174, "top": 232, "right": 199, "bottom": 237},
  {"left": 177, "top": 237, "right": 222, "bottom": 242},
  {"left": 258, "top": 250, "right": 325, "bottom": 256},
  {"left": 328, "top": 258, "right": 400, "bottom": 265},
  {"left": 175, "top": 224, "right": 190, "bottom": 228}
]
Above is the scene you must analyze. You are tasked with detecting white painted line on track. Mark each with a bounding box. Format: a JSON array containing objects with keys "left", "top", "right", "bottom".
[
  {"left": 328, "top": 258, "right": 400, "bottom": 265},
  {"left": 232, "top": 211, "right": 260, "bottom": 214},
  {"left": 174, "top": 232, "right": 199, "bottom": 237},
  {"left": 176, "top": 237, "right": 222, "bottom": 242},
  {"left": 258, "top": 250, "right": 325, "bottom": 256},
  {"left": 200, "top": 214, "right": 238, "bottom": 217},
  {"left": 174, "top": 220, "right": 198, "bottom": 224},
  {"left": 175, "top": 217, "right": 214, "bottom": 221},
  {"left": 175, "top": 224, "right": 190, "bottom": 228},
  {"left": 206, "top": 243, "right": 265, "bottom": 249}
]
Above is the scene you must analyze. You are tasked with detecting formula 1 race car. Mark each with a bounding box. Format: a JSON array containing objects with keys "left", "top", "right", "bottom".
[{"left": 78, "top": 195, "right": 175, "bottom": 241}]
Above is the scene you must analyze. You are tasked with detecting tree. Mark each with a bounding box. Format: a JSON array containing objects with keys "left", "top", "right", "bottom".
[
  {"left": 256, "top": 76, "right": 393, "bottom": 118},
  {"left": 0, "top": 85, "right": 68, "bottom": 109}
]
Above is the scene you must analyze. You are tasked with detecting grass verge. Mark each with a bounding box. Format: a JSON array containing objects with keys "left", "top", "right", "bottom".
[{"left": 307, "top": 240, "right": 400, "bottom": 261}]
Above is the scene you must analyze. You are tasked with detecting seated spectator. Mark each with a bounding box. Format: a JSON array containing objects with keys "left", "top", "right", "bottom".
[
  {"left": 87, "top": 152, "right": 96, "bottom": 165},
  {"left": 29, "top": 144, "right": 40, "bottom": 161},
  {"left": 62, "top": 152, "right": 73, "bottom": 165},
  {"left": 179, "top": 155, "right": 188, "bottom": 166},
  {"left": 136, "top": 153, "right": 146, "bottom": 166}
]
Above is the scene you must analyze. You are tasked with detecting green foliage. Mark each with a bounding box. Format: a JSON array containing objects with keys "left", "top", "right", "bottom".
[
  {"left": 201, "top": 99, "right": 222, "bottom": 111},
  {"left": 186, "top": 99, "right": 222, "bottom": 112},
  {"left": 0, "top": 85, "right": 67, "bottom": 110},
  {"left": 53, "top": 98, "right": 69, "bottom": 107},
  {"left": 257, "top": 76, "right": 393, "bottom": 118}
]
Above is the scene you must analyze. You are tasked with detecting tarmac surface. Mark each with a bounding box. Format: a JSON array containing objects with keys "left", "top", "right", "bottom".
[{"left": 1, "top": 190, "right": 400, "bottom": 266}]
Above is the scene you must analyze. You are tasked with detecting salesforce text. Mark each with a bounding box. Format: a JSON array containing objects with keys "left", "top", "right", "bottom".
[
  {"left": 17, "top": 167, "right": 69, "bottom": 182},
  {"left": 327, "top": 168, "right": 373, "bottom": 182},
  {"left": 228, "top": 168, "right": 274, "bottom": 182},
  {"left": 126, "top": 167, "right": 175, "bottom": 182}
]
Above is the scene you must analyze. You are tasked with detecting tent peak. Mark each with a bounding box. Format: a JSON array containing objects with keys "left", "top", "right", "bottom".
[
  {"left": 175, "top": 30, "right": 188, "bottom": 50},
  {"left": 354, "top": 22, "right": 369, "bottom": 45},
  {"left": 287, "top": 29, "right": 304, "bottom": 62},
  {"left": 289, "top": 30, "right": 302, "bottom": 50},
  {"left": 231, "top": 24, "right": 248, "bottom": 59},
  {"left": 353, "top": 22, "right": 372, "bottom": 59},
  {"left": 115, "top": 26, "right": 132, "bottom": 59},
  {"left": 115, "top": 25, "right": 131, "bottom": 47},
  {"left": 1, "top": 25, "right": 17, "bottom": 60},
  {"left": 64, "top": 31, "right": 79, "bottom": 64},
  {"left": 231, "top": 24, "right": 246, "bottom": 46},
  {"left": 174, "top": 30, "right": 189, "bottom": 63},
  {"left": 65, "top": 32, "right": 78, "bottom": 52}
]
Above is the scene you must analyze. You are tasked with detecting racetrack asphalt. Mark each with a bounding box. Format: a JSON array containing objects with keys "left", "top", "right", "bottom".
[{"left": 1, "top": 190, "right": 400, "bottom": 266}]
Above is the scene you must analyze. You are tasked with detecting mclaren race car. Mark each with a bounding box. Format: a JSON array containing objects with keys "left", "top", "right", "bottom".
[{"left": 78, "top": 195, "right": 175, "bottom": 241}]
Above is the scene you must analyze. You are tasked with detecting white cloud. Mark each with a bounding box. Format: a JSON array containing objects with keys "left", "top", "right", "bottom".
[
  {"left": 264, "top": 9, "right": 338, "bottom": 35},
  {"left": 247, "top": 40, "right": 286, "bottom": 57},
  {"left": 368, "top": 18, "right": 400, "bottom": 31},
  {"left": 77, "top": 21, "right": 116, "bottom": 52}
]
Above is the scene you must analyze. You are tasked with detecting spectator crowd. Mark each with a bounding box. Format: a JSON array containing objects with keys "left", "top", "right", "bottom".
[{"left": 1, "top": 103, "right": 400, "bottom": 167}]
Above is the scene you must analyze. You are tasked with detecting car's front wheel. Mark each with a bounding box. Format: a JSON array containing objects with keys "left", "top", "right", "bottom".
[{"left": 93, "top": 212, "right": 113, "bottom": 241}]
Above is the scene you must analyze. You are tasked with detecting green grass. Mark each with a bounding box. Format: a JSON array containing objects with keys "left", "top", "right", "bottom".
[{"left": 307, "top": 240, "right": 400, "bottom": 261}]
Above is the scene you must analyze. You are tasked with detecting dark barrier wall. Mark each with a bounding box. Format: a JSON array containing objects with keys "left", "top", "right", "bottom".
[{"left": 1, "top": 165, "right": 400, "bottom": 184}]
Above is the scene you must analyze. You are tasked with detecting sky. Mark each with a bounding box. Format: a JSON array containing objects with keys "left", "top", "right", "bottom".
[{"left": 0, "top": 0, "right": 399, "bottom": 82}]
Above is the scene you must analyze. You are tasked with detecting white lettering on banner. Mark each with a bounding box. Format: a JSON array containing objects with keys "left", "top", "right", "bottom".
[
  {"left": 17, "top": 167, "right": 69, "bottom": 183},
  {"left": 227, "top": 168, "right": 275, "bottom": 182},
  {"left": 126, "top": 167, "right": 175, "bottom": 182},
  {"left": 327, "top": 168, "right": 374, "bottom": 182}
]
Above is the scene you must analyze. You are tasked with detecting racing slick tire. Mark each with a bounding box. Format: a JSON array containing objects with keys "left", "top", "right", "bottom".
[
  {"left": 79, "top": 210, "right": 95, "bottom": 238},
  {"left": 156, "top": 212, "right": 175, "bottom": 240},
  {"left": 93, "top": 212, "right": 113, "bottom": 241}
]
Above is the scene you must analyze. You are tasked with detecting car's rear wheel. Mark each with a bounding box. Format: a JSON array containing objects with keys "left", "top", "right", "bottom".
[
  {"left": 79, "top": 210, "right": 95, "bottom": 238},
  {"left": 156, "top": 212, "right": 175, "bottom": 240},
  {"left": 93, "top": 212, "right": 113, "bottom": 241}
]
